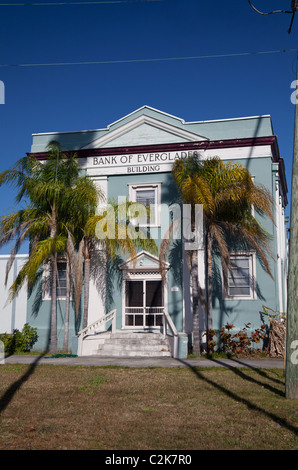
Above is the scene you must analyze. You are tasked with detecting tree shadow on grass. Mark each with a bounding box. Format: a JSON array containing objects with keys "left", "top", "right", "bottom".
[
  {"left": 210, "top": 358, "right": 285, "bottom": 396},
  {"left": 0, "top": 353, "right": 47, "bottom": 414},
  {"left": 218, "top": 357, "right": 285, "bottom": 386},
  {"left": 178, "top": 359, "right": 298, "bottom": 437}
]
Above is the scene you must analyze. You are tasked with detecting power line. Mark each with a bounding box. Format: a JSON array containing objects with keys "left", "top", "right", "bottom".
[
  {"left": 0, "top": 0, "right": 163, "bottom": 5},
  {"left": 0, "top": 48, "right": 297, "bottom": 68},
  {"left": 248, "top": 1, "right": 298, "bottom": 33},
  {"left": 248, "top": 1, "right": 293, "bottom": 15}
]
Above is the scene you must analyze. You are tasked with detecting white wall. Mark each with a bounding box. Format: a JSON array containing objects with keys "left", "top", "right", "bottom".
[{"left": 0, "top": 255, "right": 28, "bottom": 334}]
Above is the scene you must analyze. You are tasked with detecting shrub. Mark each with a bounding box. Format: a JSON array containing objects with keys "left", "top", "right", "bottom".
[
  {"left": 206, "top": 323, "right": 268, "bottom": 357},
  {"left": 0, "top": 323, "right": 38, "bottom": 354}
]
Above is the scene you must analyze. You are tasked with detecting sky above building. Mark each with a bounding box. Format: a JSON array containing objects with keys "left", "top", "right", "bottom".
[{"left": 0, "top": 0, "right": 297, "bottom": 254}]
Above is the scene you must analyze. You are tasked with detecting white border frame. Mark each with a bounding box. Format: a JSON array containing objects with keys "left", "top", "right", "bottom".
[
  {"left": 222, "top": 251, "right": 257, "bottom": 301},
  {"left": 120, "top": 251, "right": 169, "bottom": 330},
  {"left": 121, "top": 272, "right": 168, "bottom": 330},
  {"left": 42, "top": 258, "right": 70, "bottom": 301},
  {"left": 128, "top": 182, "right": 162, "bottom": 227}
]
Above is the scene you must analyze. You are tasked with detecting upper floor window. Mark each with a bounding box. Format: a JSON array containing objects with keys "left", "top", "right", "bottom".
[{"left": 128, "top": 182, "right": 161, "bottom": 226}]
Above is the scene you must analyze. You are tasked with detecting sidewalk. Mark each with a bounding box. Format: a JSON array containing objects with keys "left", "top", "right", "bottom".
[{"left": 2, "top": 354, "right": 285, "bottom": 369}]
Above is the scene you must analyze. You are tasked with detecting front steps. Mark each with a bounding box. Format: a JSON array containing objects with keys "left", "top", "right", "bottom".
[{"left": 81, "top": 331, "right": 172, "bottom": 357}]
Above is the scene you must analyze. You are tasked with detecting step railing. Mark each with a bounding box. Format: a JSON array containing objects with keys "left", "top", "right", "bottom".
[
  {"left": 77, "top": 309, "right": 116, "bottom": 356},
  {"left": 163, "top": 309, "right": 178, "bottom": 358}
]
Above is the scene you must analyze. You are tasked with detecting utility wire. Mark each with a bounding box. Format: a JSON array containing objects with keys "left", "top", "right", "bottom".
[
  {"left": 0, "top": 0, "right": 163, "bottom": 5},
  {"left": 0, "top": 48, "right": 297, "bottom": 68},
  {"left": 248, "top": 1, "right": 298, "bottom": 33},
  {"left": 248, "top": 1, "right": 293, "bottom": 15}
]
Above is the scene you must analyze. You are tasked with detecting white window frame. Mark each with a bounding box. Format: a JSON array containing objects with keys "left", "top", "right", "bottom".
[
  {"left": 223, "top": 251, "right": 256, "bottom": 300},
  {"left": 42, "top": 258, "right": 70, "bottom": 301},
  {"left": 128, "top": 182, "right": 161, "bottom": 227}
]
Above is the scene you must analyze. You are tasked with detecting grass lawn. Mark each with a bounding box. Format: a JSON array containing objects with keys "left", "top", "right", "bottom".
[{"left": 0, "top": 363, "right": 297, "bottom": 450}]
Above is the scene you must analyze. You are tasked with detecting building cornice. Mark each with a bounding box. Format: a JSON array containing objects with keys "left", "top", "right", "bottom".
[
  {"left": 28, "top": 135, "right": 277, "bottom": 160},
  {"left": 27, "top": 135, "right": 287, "bottom": 206}
]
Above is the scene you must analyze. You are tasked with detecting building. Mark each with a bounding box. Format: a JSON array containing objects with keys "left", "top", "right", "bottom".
[{"left": 21, "top": 106, "right": 288, "bottom": 357}]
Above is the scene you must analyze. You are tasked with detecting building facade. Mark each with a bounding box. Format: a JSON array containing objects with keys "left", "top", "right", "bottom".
[{"left": 24, "top": 106, "right": 288, "bottom": 357}]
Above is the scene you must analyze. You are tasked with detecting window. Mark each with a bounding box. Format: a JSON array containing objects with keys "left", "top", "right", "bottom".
[
  {"left": 42, "top": 259, "right": 69, "bottom": 300},
  {"left": 224, "top": 253, "right": 256, "bottom": 300},
  {"left": 56, "top": 261, "right": 67, "bottom": 298},
  {"left": 128, "top": 183, "right": 161, "bottom": 226}
]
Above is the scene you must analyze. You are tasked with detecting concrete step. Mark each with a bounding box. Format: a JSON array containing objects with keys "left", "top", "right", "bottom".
[
  {"left": 102, "top": 337, "right": 170, "bottom": 346},
  {"left": 92, "top": 332, "right": 172, "bottom": 357},
  {"left": 92, "top": 349, "right": 171, "bottom": 357},
  {"left": 97, "top": 343, "right": 170, "bottom": 352}
]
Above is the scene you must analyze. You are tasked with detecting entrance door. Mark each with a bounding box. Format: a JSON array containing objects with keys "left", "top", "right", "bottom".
[{"left": 125, "top": 279, "right": 164, "bottom": 328}]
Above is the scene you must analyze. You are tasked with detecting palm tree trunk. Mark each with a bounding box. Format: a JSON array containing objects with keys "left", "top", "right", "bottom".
[
  {"left": 50, "top": 252, "right": 58, "bottom": 353},
  {"left": 207, "top": 230, "right": 213, "bottom": 331},
  {"left": 83, "top": 255, "right": 90, "bottom": 330},
  {"left": 189, "top": 249, "right": 201, "bottom": 355},
  {"left": 49, "top": 204, "right": 58, "bottom": 353},
  {"left": 63, "top": 256, "right": 71, "bottom": 352}
]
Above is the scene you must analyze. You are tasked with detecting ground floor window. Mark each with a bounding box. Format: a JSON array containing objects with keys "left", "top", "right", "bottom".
[
  {"left": 42, "top": 259, "right": 69, "bottom": 300},
  {"left": 124, "top": 279, "right": 164, "bottom": 328},
  {"left": 56, "top": 261, "right": 67, "bottom": 299},
  {"left": 224, "top": 252, "right": 256, "bottom": 300}
]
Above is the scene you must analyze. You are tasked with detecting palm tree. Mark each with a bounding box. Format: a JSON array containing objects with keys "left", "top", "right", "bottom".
[
  {"left": 0, "top": 142, "right": 100, "bottom": 353},
  {"left": 172, "top": 155, "right": 274, "bottom": 354},
  {"left": 1, "top": 145, "right": 157, "bottom": 350}
]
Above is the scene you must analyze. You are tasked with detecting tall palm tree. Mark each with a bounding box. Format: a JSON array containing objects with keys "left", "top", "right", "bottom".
[
  {"left": 0, "top": 142, "right": 100, "bottom": 353},
  {"left": 172, "top": 155, "right": 274, "bottom": 354}
]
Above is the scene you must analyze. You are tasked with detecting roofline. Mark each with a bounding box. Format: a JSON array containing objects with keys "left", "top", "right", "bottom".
[
  {"left": 28, "top": 135, "right": 278, "bottom": 158},
  {"left": 31, "top": 106, "right": 272, "bottom": 136}
]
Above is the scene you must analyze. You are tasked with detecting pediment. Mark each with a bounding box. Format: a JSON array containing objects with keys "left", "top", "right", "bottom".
[
  {"left": 119, "top": 251, "right": 170, "bottom": 271},
  {"left": 82, "top": 115, "right": 208, "bottom": 149}
]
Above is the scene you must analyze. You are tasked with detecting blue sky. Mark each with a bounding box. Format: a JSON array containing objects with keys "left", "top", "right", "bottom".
[{"left": 0, "top": 0, "right": 297, "bottom": 254}]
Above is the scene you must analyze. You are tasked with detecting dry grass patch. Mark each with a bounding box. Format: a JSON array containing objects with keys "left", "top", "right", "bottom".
[{"left": 0, "top": 364, "right": 297, "bottom": 450}]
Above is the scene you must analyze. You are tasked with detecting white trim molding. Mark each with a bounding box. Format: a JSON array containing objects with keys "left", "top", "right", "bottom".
[
  {"left": 82, "top": 114, "right": 208, "bottom": 150},
  {"left": 128, "top": 181, "right": 162, "bottom": 227},
  {"left": 223, "top": 251, "right": 257, "bottom": 301}
]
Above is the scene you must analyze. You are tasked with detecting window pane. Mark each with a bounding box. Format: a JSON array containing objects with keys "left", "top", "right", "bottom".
[
  {"left": 231, "top": 258, "right": 249, "bottom": 269},
  {"left": 136, "top": 189, "right": 156, "bottom": 225},
  {"left": 135, "top": 315, "right": 144, "bottom": 326},
  {"left": 229, "top": 287, "right": 251, "bottom": 296},
  {"left": 146, "top": 315, "right": 155, "bottom": 327},
  {"left": 136, "top": 189, "right": 155, "bottom": 206},
  {"left": 234, "top": 277, "right": 250, "bottom": 287},
  {"left": 125, "top": 315, "right": 134, "bottom": 326},
  {"left": 146, "top": 281, "right": 163, "bottom": 307},
  {"left": 228, "top": 257, "right": 251, "bottom": 297},
  {"left": 126, "top": 281, "right": 143, "bottom": 307}
]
